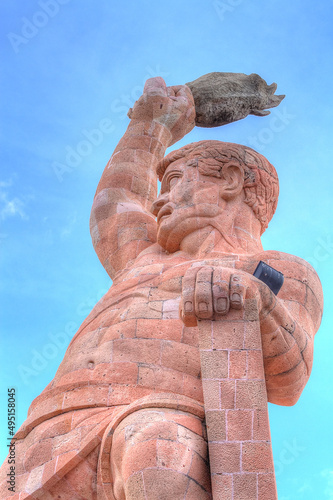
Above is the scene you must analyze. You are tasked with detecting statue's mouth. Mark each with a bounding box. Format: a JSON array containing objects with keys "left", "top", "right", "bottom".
[{"left": 157, "top": 204, "right": 174, "bottom": 224}]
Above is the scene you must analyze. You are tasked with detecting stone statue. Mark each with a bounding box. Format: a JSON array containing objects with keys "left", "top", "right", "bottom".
[{"left": 0, "top": 74, "right": 323, "bottom": 500}]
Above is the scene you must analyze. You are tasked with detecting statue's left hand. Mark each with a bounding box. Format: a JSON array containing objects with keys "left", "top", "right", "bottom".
[{"left": 179, "top": 265, "right": 273, "bottom": 327}]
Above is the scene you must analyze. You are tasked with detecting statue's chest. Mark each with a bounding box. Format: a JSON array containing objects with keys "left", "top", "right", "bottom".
[
  {"left": 108, "top": 255, "right": 246, "bottom": 321},
  {"left": 107, "top": 262, "right": 185, "bottom": 324}
]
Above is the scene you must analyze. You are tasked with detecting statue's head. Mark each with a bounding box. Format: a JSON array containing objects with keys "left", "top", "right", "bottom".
[{"left": 151, "top": 140, "right": 279, "bottom": 253}]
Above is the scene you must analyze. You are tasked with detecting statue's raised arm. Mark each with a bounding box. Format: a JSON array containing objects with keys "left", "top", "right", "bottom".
[{"left": 89, "top": 77, "right": 195, "bottom": 278}]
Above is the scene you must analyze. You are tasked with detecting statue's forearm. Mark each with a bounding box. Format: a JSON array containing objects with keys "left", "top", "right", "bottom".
[
  {"left": 260, "top": 300, "right": 313, "bottom": 405},
  {"left": 94, "top": 118, "right": 172, "bottom": 210},
  {"left": 89, "top": 118, "right": 172, "bottom": 277}
]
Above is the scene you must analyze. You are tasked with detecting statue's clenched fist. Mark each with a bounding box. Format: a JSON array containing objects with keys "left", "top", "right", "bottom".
[
  {"left": 127, "top": 77, "right": 196, "bottom": 146},
  {"left": 179, "top": 266, "right": 271, "bottom": 327}
]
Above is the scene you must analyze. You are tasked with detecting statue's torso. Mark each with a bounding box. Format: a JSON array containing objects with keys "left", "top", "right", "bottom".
[{"left": 26, "top": 247, "right": 289, "bottom": 423}]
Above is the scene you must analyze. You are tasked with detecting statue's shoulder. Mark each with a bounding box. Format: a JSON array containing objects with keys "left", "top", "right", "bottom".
[
  {"left": 257, "top": 249, "right": 323, "bottom": 330},
  {"left": 256, "top": 249, "right": 316, "bottom": 275}
]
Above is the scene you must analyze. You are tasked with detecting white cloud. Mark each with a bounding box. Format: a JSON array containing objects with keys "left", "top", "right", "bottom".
[
  {"left": 321, "top": 469, "right": 333, "bottom": 499},
  {"left": 0, "top": 193, "right": 28, "bottom": 221},
  {"left": 60, "top": 212, "right": 77, "bottom": 238},
  {"left": 0, "top": 177, "right": 30, "bottom": 221},
  {"left": 0, "top": 180, "right": 13, "bottom": 188}
]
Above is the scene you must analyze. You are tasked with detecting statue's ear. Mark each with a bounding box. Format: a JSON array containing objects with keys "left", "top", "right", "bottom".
[{"left": 219, "top": 164, "right": 244, "bottom": 200}]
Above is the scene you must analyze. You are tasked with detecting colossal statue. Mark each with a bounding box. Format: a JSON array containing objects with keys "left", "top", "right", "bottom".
[{"left": 0, "top": 74, "right": 323, "bottom": 499}]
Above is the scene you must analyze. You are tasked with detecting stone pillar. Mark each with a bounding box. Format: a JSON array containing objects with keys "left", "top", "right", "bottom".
[{"left": 198, "top": 299, "right": 277, "bottom": 500}]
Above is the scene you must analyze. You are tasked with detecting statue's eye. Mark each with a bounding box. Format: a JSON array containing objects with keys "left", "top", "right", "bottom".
[{"left": 169, "top": 175, "right": 181, "bottom": 189}]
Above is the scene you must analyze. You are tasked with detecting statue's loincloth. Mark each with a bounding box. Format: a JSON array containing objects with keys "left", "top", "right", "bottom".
[{"left": 0, "top": 393, "right": 204, "bottom": 499}]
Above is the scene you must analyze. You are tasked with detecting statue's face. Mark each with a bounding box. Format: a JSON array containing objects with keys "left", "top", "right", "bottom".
[{"left": 151, "top": 156, "right": 223, "bottom": 253}]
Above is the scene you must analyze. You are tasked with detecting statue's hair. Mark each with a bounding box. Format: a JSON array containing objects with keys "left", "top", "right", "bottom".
[{"left": 156, "top": 140, "right": 279, "bottom": 234}]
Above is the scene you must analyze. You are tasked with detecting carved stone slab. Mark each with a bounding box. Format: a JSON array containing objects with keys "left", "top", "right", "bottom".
[{"left": 186, "top": 72, "right": 285, "bottom": 127}]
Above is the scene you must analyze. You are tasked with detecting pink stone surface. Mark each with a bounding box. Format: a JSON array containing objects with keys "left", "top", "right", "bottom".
[{"left": 0, "top": 76, "right": 323, "bottom": 499}]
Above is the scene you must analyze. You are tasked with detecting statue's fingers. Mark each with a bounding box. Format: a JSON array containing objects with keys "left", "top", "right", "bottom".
[
  {"left": 230, "top": 274, "right": 245, "bottom": 310},
  {"left": 143, "top": 77, "right": 167, "bottom": 96},
  {"left": 180, "top": 267, "right": 200, "bottom": 326},
  {"left": 212, "top": 268, "right": 229, "bottom": 315},
  {"left": 169, "top": 85, "right": 182, "bottom": 94},
  {"left": 169, "top": 84, "right": 195, "bottom": 104},
  {"left": 166, "top": 87, "right": 176, "bottom": 97},
  {"left": 195, "top": 267, "right": 213, "bottom": 319}
]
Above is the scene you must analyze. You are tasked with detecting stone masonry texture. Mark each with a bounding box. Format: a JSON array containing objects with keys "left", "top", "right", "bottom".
[{"left": 0, "top": 75, "right": 323, "bottom": 499}]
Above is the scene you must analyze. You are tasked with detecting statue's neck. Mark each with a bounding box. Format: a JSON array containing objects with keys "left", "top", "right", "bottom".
[{"left": 179, "top": 206, "right": 263, "bottom": 258}]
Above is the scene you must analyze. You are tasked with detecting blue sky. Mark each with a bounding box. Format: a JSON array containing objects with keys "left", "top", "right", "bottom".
[{"left": 1, "top": 1, "right": 332, "bottom": 498}]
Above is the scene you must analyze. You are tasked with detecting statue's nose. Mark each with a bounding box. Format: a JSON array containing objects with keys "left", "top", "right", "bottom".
[{"left": 150, "top": 193, "right": 169, "bottom": 217}]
